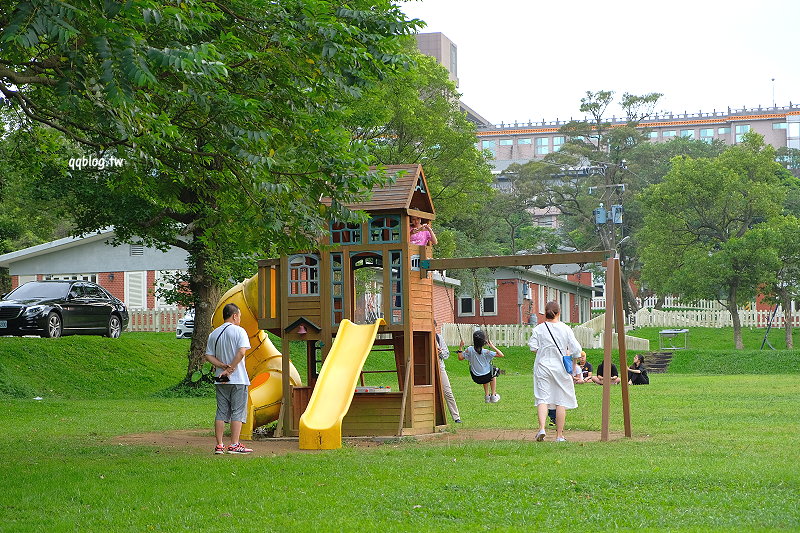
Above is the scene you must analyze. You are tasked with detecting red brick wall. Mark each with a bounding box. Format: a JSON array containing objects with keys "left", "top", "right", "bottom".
[
  {"left": 455, "top": 278, "right": 521, "bottom": 326},
  {"left": 432, "top": 283, "right": 455, "bottom": 325},
  {"left": 98, "top": 272, "right": 125, "bottom": 301},
  {"left": 147, "top": 270, "right": 156, "bottom": 309},
  {"left": 10, "top": 275, "right": 19, "bottom": 290}
]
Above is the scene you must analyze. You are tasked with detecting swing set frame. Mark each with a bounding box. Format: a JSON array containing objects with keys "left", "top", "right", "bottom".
[{"left": 422, "top": 250, "right": 631, "bottom": 441}]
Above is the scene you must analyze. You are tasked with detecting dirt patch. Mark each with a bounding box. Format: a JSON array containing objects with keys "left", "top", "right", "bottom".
[{"left": 113, "top": 428, "right": 643, "bottom": 456}]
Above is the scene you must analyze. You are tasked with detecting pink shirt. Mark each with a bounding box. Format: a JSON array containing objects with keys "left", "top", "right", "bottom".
[{"left": 410, "top": 229, "right": 433, "bottom": 245}]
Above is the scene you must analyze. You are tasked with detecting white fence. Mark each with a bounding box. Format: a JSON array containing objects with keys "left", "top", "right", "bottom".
[
  {"left": 631, "top": 307, "right": 800, "bottom": 328},
  {"left": 441, "top": 322, "right": 649, "bottom": 352},
  {"left": 592, "top": 296, "right": 726, "bottom": 311},
  {"left": 126, "top": 309, "right": 183, "bottom": 333}
]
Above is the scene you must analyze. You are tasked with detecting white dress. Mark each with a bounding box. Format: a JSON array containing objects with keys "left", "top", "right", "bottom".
[{"left": 528, "top": 321, "right": 580, "bottom": 409}]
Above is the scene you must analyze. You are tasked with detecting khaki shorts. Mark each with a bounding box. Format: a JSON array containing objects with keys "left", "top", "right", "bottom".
[{"left": 215, "top": 384, "right": 249, "bottom": 423}]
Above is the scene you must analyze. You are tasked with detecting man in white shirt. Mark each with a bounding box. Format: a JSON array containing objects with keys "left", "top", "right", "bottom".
[{"left": 205, "top": 303, "right": 252, "bottom": 454}]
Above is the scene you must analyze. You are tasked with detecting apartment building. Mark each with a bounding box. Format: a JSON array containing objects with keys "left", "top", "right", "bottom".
[{"left": 476, "top": 104, "right": 800, "bottom": 173}]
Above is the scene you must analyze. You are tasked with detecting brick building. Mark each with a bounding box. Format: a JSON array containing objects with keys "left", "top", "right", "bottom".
[{"left": 0, "top": 229, "right": 188, "bottom": 309}]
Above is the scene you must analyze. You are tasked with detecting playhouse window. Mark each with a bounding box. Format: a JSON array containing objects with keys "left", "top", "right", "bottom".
[
  {"left": 330, "top": 253, "right": 344, "bottom": 325},
  {"left": 390, "top": 251, "right": 403, "bottom": 324},
  {"left": 288, "top": 254, "right": 319, "bottom": 296},
  {"left": 330, "top": 221, "right": 362, "bottom": 245},
  {"left": 369, "top": 215, "right": 401, "bottom": 244}
]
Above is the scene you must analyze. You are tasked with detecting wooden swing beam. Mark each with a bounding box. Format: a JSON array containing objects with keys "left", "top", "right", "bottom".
[{"left": 422, "top": 249, "right": 631, "bottom": 442}]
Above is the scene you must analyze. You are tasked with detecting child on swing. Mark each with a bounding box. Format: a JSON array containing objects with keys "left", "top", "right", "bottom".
[{"left": 458, "top": 329, "right": 505, "bottom": 403}]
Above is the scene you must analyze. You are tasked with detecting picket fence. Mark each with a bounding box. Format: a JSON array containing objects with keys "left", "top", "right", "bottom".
[
  {"left": 631, "top": 307, "right": 800, "bottom": 329},
  {"left": 441, "top": 322, "right": 649, "bottom": 352},
  {"left": 592, "top": 296, "right": 725, "bottom": 311},
  {"left": 126, "top": 309, "right": 183, "bottom": 333}
]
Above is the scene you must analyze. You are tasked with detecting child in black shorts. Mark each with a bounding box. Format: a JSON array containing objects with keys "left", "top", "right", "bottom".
[{"left": 458, "top": 330, "right": 505, "bottom": 403}]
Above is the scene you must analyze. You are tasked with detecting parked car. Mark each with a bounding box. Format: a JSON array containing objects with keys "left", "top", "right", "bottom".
[
  {"left": 0, "top": 280, "right": 129, "bottom": 338},
  {"left": 176, "top": 309, "right": 194, "bottom": 339}
]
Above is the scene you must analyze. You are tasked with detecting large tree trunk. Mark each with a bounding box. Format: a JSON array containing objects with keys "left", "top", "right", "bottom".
[
  {"left": 727, "top": 292, "right": 744, "bottom": 349},
  {"left": 779, "top": 287, "right": 794, "bottom": 349},
  {"left": 185, "top": 251, "right": 224, "bottom": 383}
]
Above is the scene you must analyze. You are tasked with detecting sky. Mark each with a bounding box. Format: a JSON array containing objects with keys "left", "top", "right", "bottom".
[{"left": 399, "top": 0, "right": 800, "bottom": 126}]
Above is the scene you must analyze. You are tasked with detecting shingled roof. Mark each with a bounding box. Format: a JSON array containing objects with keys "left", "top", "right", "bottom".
[{"left": 322, "top": 164, "right": 435, "bottom": 217}]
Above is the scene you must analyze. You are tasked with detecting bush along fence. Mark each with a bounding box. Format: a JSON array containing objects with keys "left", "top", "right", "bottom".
[
  {"left": 126, "top": 309, "right": 183, "bottom": 333},
  {"left": 441, "top": 322, "right": 650, "bottom": 352}
]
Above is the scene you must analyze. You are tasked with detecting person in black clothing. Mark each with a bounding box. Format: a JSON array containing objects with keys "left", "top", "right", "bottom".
[
  {"left": 628, "top": 354, "right": 649, "bottom": 385},
  {"left": 591, "top": 360, "right": 621, "bottom": 385}
]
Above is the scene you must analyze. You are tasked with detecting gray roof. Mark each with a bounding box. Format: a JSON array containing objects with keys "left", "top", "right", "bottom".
[{"left": 0, "top": 228, "right": 115, "bottom": 267}]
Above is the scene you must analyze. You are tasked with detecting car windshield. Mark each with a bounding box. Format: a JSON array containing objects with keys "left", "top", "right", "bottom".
[{"left": 6, "top": 282, "right": 71, "bottom": 300}]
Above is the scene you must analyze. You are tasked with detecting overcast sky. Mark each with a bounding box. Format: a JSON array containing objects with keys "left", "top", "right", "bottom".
[{"left": 399, "top": 0, "right": 800, "bottom": 126}]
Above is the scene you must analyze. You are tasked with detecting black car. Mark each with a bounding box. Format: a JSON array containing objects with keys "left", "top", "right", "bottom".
[{"left": 0, "top": 280, "right": 129, "bottom": 338}]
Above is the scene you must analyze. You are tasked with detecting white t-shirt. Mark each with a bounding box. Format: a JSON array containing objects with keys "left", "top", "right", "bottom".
[{"left": 206, "top": 323, "right": 251, "bottom": 385}]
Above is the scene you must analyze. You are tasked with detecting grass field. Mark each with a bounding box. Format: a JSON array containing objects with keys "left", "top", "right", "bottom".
[{"left": 2, "top": 330, "right": 799, "bottom": 531}]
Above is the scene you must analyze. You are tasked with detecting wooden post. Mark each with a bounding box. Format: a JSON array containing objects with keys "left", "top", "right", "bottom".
[
  {"left": 614, "top": 256, "right": 632, "bottom": 438},
  {"left": 600, "top": 257, "right": 616, "bottom": 442}
]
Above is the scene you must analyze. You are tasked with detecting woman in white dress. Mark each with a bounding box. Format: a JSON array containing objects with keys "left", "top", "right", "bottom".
[{"left": 528, "top": 301, "right": 581, "bottom": 442}]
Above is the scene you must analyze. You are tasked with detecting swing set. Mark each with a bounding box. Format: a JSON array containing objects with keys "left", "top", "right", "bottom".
[{"left": 423, "top": 250, "right": 632, "bottom": 441}]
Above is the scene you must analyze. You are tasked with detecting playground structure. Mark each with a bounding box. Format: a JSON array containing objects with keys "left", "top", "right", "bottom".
[{"left": 213, "top": 164, "right": 632, "bottom": 448}]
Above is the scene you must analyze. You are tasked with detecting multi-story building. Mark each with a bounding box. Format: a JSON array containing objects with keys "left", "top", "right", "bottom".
[{"left": 476, "top": 104, "right": 800, "bottom": 174}]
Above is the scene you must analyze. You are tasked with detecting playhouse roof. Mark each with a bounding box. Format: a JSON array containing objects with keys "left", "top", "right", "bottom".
[{"left": 322, "top": 164, "right": 435, "bottom": 218}]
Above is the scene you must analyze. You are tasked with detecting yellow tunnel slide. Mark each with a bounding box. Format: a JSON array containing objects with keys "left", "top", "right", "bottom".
[{"left": 212, "top": 275, "right": 302, "bottom": 440}]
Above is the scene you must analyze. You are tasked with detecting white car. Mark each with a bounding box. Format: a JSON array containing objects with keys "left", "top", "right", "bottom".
[{"left": 176, "top": 309, "right": 194, "bottom": 339}]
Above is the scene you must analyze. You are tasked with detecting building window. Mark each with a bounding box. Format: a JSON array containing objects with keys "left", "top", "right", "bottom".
[
  {"left": 553, "top": 136, "right": 565, "bottom": 151},
  {"left": 518, "top": 138, "right": 532, "bottom": 145},
  {"left": 773, "top": 122, "right": 788, "bottom": 130},
  {"left": 663, "top": 130, "right": 676, "bottom": 138},
  {"left": 44, "top": 273, "right": 97, "bottom": 283},
  {"left": 680, "top": 129, "right": 695, "bottom": 139},
  {"left": 330, "top": 221, "right": 362, "bottom": 245},
  {"left": 458, "top": 296, "right": 474, "bottom": 316},
  {"left": 481, "top": 282, "right": 497, "bottom": 316},
  {"left": 368, "top": 215, "right": 400, "bottom": 244},
  {"left": 499, "top": 139, "right": 513, "bottom": 146},
  {"left": 718, "top": 127, "right": 731, "bottom": 134},
  {"left": 648, "top": 131, "right": 659, "bottom": 139},
  {"left": 535, "top": 137, "right": 549, "bottom": 155},
  {"left": 700, "top": 128, "right": 714, "bottom": 143},
  {"left": 288, "top": 254, "right": 319, "bottom": 296},
  {"left": 735, "top": 124, "right": 750, "bottom": 142},
  {"left": 481, "top": 140, "right": 495, "bottom": 151}
]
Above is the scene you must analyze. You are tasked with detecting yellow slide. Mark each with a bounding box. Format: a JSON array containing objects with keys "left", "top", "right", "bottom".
[
  {"left": 299, "top": 318, "right": 385, "bottom": 450},
  {"left": 213, "top": 275, "right": 302, "bottom": 440}
]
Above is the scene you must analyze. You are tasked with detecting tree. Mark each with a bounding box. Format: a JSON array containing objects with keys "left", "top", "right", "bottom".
[
  {"left": 504, "top": 90, "right": 662, "bottom": 315},
  {"left": 639, "top": 133, "right": 788, "bottom": 348},
  {"left": 0, "top": 1, "right": 420, "bottom": 381},
  {"left": 345, "top": 46, "right": 493, "bottom": 227},
  {"left": 748, "top": 215, "right": 800, "bottom": 348}
]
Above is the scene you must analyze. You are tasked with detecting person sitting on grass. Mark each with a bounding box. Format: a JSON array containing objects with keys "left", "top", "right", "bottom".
[
  {"left": 577, "top": 351, "right": 593, "bottom": 383},
  {"left": 591, "top": 360, "right": 621, "bottom": 385},
  {"left": 628, "top": 354, "right": 650, "bottom": 385},
  {"left": 572, "top": 351, "right": 590, "bottom": 384},
  {"left": 458, "top": 330, "right": 505, "bottom": 403}
]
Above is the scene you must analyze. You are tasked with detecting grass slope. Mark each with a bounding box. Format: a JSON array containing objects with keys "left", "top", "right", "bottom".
[{"left": 0, "top": 333, "right": 188, "bottom": 399}]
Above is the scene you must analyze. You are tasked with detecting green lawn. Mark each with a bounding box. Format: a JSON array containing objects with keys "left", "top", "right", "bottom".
[{"left": 1, "top": 331, "right": 799, "bottom": 531}]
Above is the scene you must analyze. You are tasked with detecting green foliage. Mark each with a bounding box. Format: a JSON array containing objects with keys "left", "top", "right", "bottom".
[
  {"left": 0, "top": 1, "right": 422, "bottom": 377},
  {"left": 345, "top": 45, "right": 493, "bottom": 235},
  {"left": 639, "top": 133, "right": 787, "bottom": 313}
]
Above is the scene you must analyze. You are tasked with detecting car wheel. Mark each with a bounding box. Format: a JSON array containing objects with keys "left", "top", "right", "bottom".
[
  {"left": 106, "top": 314, "right": 122, "bottom": 338},
  {"left": 43, "top": 312, "right": 62, "bottom": 338}
]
